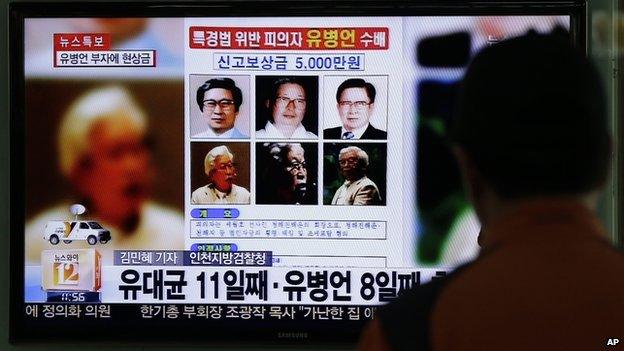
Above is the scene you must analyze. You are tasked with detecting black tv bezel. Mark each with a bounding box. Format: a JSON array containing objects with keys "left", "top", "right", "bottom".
[{"left": 9, "top": 0, "right": 586, "bottom": 346}]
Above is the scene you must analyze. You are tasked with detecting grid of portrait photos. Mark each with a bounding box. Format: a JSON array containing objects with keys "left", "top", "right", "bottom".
[{"left": 189, "top": 74, "right": 388, "bottom": 206}]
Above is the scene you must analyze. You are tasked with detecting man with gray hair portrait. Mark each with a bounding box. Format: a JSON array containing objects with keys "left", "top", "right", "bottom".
[
  {"left": 191, "top": 145, "right": 250, "bottom": 204},
  {"left": 25, "top": 85, "right": 184, "bottom": 265},
  {"left": 256, "top": 143, "right": 317, "bottom": 205},
  {"left": 331, "top": 146, "right": 382, "bottom": 205}
]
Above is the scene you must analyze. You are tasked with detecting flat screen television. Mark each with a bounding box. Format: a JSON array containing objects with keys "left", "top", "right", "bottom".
[{"left": 9, "top": 0, "right": 585, "bottom": 345}]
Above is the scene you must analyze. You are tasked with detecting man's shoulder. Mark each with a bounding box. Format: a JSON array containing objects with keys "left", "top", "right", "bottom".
[
  {"left": 192, "top": 130, "right": 214, "bottom": 138},
  {"left": 295, "top": 125, "right": 317, "bottom": 139},
  {"left": 383, "top": 267, "right": 469, "bottom": 311},
  {"left": 232, "top": 184, "right": 250, "bottom": 196},
  {"left": 255, "top": 128, "right": 271, "bottom": 138},
  {"left": 323, "top": 126, "right": 342, "bottom": 138},
  {"left": 230, "top": 128, "right": 249, "bottom": 139},
  {"left": 374, "top": 264, "right": 471, "bottom": 351},
  {"left": 333, "top": 182, "right": 347, "bottom": 194},
  {"left": 362, "top": 125, "right": 387, "bottom": 139},
  {"left": 304, "top": 130, "right": 318, "bottom": 139},
  {"left": 191, "top": 185, "right": 210, "bottom": 198},
  {"left": 356, "top": 176, "right": 379, "bottom": 189},
  {"left": 193, "top": 128, "right": 249, "bottom": 139}
]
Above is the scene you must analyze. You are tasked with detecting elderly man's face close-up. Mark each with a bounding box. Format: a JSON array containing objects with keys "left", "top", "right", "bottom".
[
  {"left": 210, "top": 154, "right": 236, "bottom": 193},
  {"left": 338, "top": 87, "right": 374, "bottom": 132},
  {"left": 202, "top": 88, "right": 238, "bottom": 134},
  {"left": 285, "top": 147, "right": 307, "bottom": 190},
  {"left": 339, "top": 149, "right": 363, "bottom": 182},
  {"left": 272, "top": 83, "right": 307, "bottom": 128},
  {"left": 75, "top": 116, "right": 151, "bottom": 224}
]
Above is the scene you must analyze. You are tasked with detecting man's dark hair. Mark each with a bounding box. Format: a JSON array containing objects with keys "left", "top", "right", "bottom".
[
  {"left": 269, "top": 77, "right": 306, "bottom": 101},
  {"left": 452, "top": 31, "right": 609, "bottom": 199},
  {"left": 336, "top": 78, "right": 376, "bottom": 103},
  {"left": 196, "top": 77, "right": 243, "bottom": 112},
  {"left": 265, "top": 77, "right": 308, "bottom": 123}
]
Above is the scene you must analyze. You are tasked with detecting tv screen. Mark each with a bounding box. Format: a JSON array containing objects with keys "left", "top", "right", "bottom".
[{"left": 10, "top": 1, "right": 583, "bottom": 345}]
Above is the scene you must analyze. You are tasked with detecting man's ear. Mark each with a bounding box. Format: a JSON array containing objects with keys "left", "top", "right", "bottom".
[
  {"left": 265, "top": 99, "right": 270, "bottom": 109},
  {"left": 452, "top": 146, "right": 482, "bottom": 205},
  {"left": 453, "top": 146, "right": 488, "bottom": 243}
]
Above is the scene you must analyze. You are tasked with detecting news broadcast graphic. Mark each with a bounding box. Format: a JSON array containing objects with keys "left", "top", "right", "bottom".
[
  {"left": 52, "top": 33, "right": 155, "bottom": 68},
  {"left": 41, "top": 249, "right": 101, "bottom": 292},
  {"left": 15, "top": 8, "right": 572, "bottom": 344}
]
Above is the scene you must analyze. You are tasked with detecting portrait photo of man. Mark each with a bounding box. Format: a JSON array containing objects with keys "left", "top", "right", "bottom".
[
  {"left": 256, "top": 76, "right": 318, "bottom": 139},
  {"left": 256, "top": 143, "right": 318, "bottom": 205},
  {"left": 191, "top": 76, "right": 250, "bottom": 139},
  {"left": 191, "top": 143, "right": 250, "bottom": 204},
  {"left": 324, "top": 144, "right": 386, "bottom": 206},
  {"left": 324, "top": 77, "right": 388, "bottom": 140},
  {"left": 24, "top": 83, "right": 185, "bottom": 266}
]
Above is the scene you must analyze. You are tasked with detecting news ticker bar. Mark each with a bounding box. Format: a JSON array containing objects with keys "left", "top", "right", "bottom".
[
  {"left": 38, "top": 251, "right": 445, "bottom": 304},
  {"left": 25, "top": 303, "right": 378, "bottom": 322},
  {"left": 108, "top": 267, "right": 446, "bottom": 304},
  {"left": 114, "top": 250, "right": 271, "bottom": 266}
]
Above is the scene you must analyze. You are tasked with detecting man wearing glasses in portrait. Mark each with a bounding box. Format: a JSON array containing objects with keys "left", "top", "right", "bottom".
[
  {"left": 191, "top": 145, "right": 250, "bottom": 204},
  {"left": 194, "top": 78, "right": 249, "bottom": 138},
  {"left": 256, "top": 143, "right": 317, "bottom": 205},
  {"left": 324, "top": 78, "right": 387, "bottom": 140},
  {"left": 256, "top": 77, "right": 318, "bottom": 139}
]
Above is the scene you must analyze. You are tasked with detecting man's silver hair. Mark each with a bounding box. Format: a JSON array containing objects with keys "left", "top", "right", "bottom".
[
  {"left": 265, "top": 143, "right": 304, "bottom": 164},
  {"left": 58, "top": 85, "right": 147, "bottom": 176},
  {"left": 285, "top": 143, "right": 305, "bottom": 156},
  {"left": 339, "top": 146, "right": 369, "bottom": 167},
  {"left": 205, "top": 145, "right": 234, "bottom": 175}
]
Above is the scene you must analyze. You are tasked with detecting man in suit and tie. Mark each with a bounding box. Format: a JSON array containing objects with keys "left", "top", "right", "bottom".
[
  {"left": 324, "top": 78, "right": 387, "bottom": 140},
  {"left": 331, "top": 146, "right": 382, "bottom": 205}
]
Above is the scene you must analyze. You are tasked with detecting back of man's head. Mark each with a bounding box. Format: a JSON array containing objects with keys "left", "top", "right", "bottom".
[{"left": 452, "top": 31, "right": 609, "bottom": 199}]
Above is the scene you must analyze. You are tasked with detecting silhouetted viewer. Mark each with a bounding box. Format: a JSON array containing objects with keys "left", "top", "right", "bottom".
[{"left": 358, "top": 31, "right": 624, "bottom": 351}]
